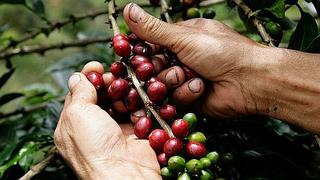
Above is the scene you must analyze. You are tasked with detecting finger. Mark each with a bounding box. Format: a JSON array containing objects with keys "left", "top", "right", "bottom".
[
  {"left": 64, "top": 92, "right": 72, "bottom": 107},
  {"left": 157, "top": 66, "right": 185, "bottom": 89},
  {"left": 103, "top": 72, "right": 117, "bottom": 89},
  {"left": 172, "top": 78, "right": 205, "bottom": 105},
  {"left": 123, "top": 3, "right": 190, "bottom": 51},
  {"left": 68, "top": 72, "right": 97, "bottom": 104},
  {"left": 81, "top": 61, "right": 104, "bottom": 75}
]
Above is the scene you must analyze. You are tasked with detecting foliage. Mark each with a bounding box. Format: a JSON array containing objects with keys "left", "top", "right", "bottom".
[{"left": 0, "top": 0, "right": 319, "bottom": 179}]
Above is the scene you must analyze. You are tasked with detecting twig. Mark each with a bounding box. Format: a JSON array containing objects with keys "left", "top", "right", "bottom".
[
  {"left": 160, "top": 0, "right": 173, "bottom": 23},
  {"left": 19, "top": 147, "right": 57, "bottom": 180},
  {"left": 0, "top": 36, "right": 112, "bottom": 60},
  {"left": 107, "top": 0, "right": 174, "bottom": 137},
  {"left": 231, "top": 0, "right": 275, "bottom": 47}
]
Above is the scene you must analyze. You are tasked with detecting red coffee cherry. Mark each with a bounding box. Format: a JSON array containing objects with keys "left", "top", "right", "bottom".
[
  {"left": 108, "top": 79, "right": 129, "bottom": 100},
  {"left": 126, "top": 88, "right": 141, "bottom": 111},
  {"left": 133, "top": 43, "right": 152, "bottom": 57},
  {"left": 131, "top": 55, "right": 150, "bottom": 69},
  {"left": 172, "top": 119, "right": 189, "bottom": 139},
  {"left": 186, "top": 141, "right": 207, "bottom": 158},
  {"left": 110, "top": 62, "right": 126, "bottom": 77},
  {"left": 149, "top": 129, "right": 170, "bottom": 151},
  {"left": 86, "top": 71, "right": 104, "bottom": 90},
  {"left": 112, "top": 100, "right": 129, "bottom": 114},
  {"left": 127, "top": 33, "right": 143, "bottom": 45},
  {"left": 147, "top": 81, "right": 167, "bottom": 103},
  {"left": 182, "top": 66, "right": 198, "bottom": 80},
  {"left": 146, "top": 77, "right": 161, "bottom": 88},
  {"left": 151, "top": 56, "right": 165, "bottom": 74},
  {"left": 113, "top": 33, "right": 128, "bottom": 44},
  {"left": 157, "top": 152, "right": 168, "bottom": 167},
  {"left": 163, "top": 138, "right": 183, "bottom": 157},
  {"left": 134, "top": 117, "right": 152, "bottom": 139},
  {"left": 159, "top": 104, "right": 177, "bottom": 120},
  {"left": 135, "top": 63, "right": 154, "bottom": 81},
  {"left": 113, "top": 40, "right": 131, "bottom": 57},
  {"left": 130, "top": 109, "right": 147, "bottom": 124}
]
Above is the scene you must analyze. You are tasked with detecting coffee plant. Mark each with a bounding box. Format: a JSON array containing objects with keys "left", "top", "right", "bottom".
[{"left": 0, "top": 0, "right": 319, "bottom": 179}]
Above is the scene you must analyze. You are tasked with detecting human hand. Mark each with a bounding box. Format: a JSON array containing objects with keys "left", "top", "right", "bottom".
[
  {"left": 123, "top": 3, "right": 265, "bottom": 118},
  {"left": 54, "top": 62, "right": 161, "bottom": 180}
]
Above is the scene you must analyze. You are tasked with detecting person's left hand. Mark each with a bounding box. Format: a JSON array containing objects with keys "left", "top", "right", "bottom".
[{"left": 54, "top": 61, "right": 161, "bottom": 180}]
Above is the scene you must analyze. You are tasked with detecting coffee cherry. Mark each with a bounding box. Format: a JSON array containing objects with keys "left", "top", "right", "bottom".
[
  {"left": 131, "top": 55, "right": 150, "bottom": 69},
  {"left": 188, "top": 132, "right": 206, "bottom": 143},
  {"left": 160, "top": 104, "right": 177, "bottom": 120},
  {"left": 157, "top": 153, "right": 168, "bottom": 167},
  {"left": 146, "top": 77, "right": 161, "bottom": 87},
  {"left": 186, "top": 8, "right": 201, "bottom": 19},
  {"left": 183, "top": 0, "right": 195, "bottom": 7},
  {"left": 133, "top": 43, "right": 152, "bottom": 57},
  {"left": 186, "top": 159, "right": 203, "bottom": 174},
  {"left": 113, "top": 40, "right": 131, "bottom": 57},
  {"left": 126, "top": 88, "right": 141, "bottom": 111},
  {"left": 130, "top": 109, "right": 147, "bottom": 124},
  {"left": 112, "top": 34, "right": 128, "bottom": 44},
  {"left": 86, "top": 71, "right": 104, "bottom": 90},
  {"left": 206, "top": 151, "right": 219, "bottom": 163},
  {"left": 110, "top": 62, "right": 126, "bottom": 77},
  {"left": 172, "top": 119, "right": 189, "bottom": 139},
  {"left": 163, "top": 138, "right": 183, "bottom": 157},
  {"left": 182, "top": 66, "right": 198, "bottom": 80},
  {"left": 151, "top": 56, "right": 165, "bottom": 74},
  {"left": 147, "top": 81, "right": 167, "bottom": 103},
  {"left": 127, "top": 33, "right": 142, "bottom": 45},
  {"left": 134, "top": 117, "right": 152, "bottom": 139},
  {"left": 183, "top": 113, "right": 197, "bottom": 132},
  {"left": 200, "top": 158, "right": 211, "bottom": 169},
  {"left": 200, "top": 170, "right": 213, "bottom": 180},
  {"left": 161, "top": 167, "right": 174, "bottom": 179},
  {"left": 177, "top": 172, "right": 191, "bottom": 180},
  {"left": 112, "top": 100, "right": 129, "bottom": 114},
  {"left": 168, "top": 156, "right": 185, "bottom": 172},
  {"left": 108, "top": 79, "right": 129, "bottom": 100},
  {"left": 203, "top": 8, "right": 216, "bottom": 19},
  {"left": 149, "top": 129, "right": 170, "bottom": 151},
  {"left": 186, "top": 141, "right": 207, "bottom": 158},
  {"left": 135, "top": 63, "right": 154, "bottom": 81},
  {"left": 149, "top": 0, "right": 160, "bottom": 6}
]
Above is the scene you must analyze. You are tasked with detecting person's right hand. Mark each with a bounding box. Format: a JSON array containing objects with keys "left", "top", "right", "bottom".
[{"left": 123, "top": 3, "right": 266, "bottom": 118}]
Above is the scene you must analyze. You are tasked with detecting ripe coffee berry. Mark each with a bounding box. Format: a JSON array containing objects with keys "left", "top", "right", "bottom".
[
  {"left": 113, "top": 40, "right": 131, "bottom": 57},
  {"left": 112, "top": 100, "right": 129, "bottom": 114},
  {"left": 126, "top": 88, "right": 141, "bottom": 111},
  {"left": 172, "top": 119, "right": 189, "bottom": 139},
  {"left": 108, "top": 79, "right": 129, "bottom": 100},
  {"left": 134, "top": 117, "right": 152, "bottom": 139},
  {"left": 112, "top": 34, "right": 128, "bottom": 44},
  {"left": 147, "top": 81, "right": 167, "bottom": 103},
  {"left": 135, "top": 63, "right": 154, "bottom": 81},
  {"left": 186, "top": 141, "right": 207, "bottom": 158},
  {"left": 163, "top": 138, "right": 183, "bottom": 157},
  {"left": 127, "top": 33, "right": 142, "bottom": 45},
  {"left": 159, "top": 104, "right": 177, "bottom": 120},
  {"left": 130, "top": 109, "right": 147, "bottom": 124},
  {"left": 146, "top": 77, "right": 161, "bottom": 87},
  {"left": 131, "top": 55, "right": 150, "bottom": 69},
  {"left": 86, "top": 71, "right": 104, "bottom": 90},
  {"left": 133, "top": 43, "right": 152, "bottom": 57},
  {"left": 110, "top": 62, "right": 126, "bottom": 77},
  {"left": 157, "top": 152, "right": 168, "bottom": 167},
  {"left": 149, "top": 129, "right": 170, "bottom": 151}
]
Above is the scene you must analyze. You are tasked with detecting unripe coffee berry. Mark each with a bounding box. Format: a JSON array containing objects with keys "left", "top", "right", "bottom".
[
  {"left": 157, "top": 153, "right": 168, "bottom": 167},
  {"left": 206, "top": 151, "right": 219, "bottom": 163},
  {"left": 186, "top": 141, "right": 207, "bottom": 158},
  {"left": 188, "top": 132, "right": 206, "bottom": 143},
  {"left": 133, "top": 43, "right": 152, "bottom": 57},
  {"left": 172, "top": 119, "right": 189, "bottom": 139},
  {"left": 135, "top": 63, "right": 154, "bottom": 81},
  {"left": 186, "top": 159, "right": 203, "bottom": 174},
  {"left": 110, "top": 62, "right": 126, "bottom": 77},
  {"left": 200, "top": 157, "right": 212, "bottom": 169},
  {"left": 108, "top": 79, "right": 129, "bottom": 100},
  {"left": 134, "top": 117, "right": 152, "bottom": 139},
  {"left": 168, "top": 156, "right": 186, "bottom": 172},
  {"left": 126, "top": 88, "right": 141, "bottom": 111},
  {"left": 200, "top": 170, "right": 213, "bottom": 180},
  {"left": 163, "top": 138, "right": 183, "bottom": 157},
  {"left": 149, "top": 129, "right": 170, "bottom": 151},
  {"left": 131, "top": 55, "right": 150, "bottom": 69},
  {"left": 186, "top": 8, "right": 201, "bottom": 19},
  {"left": 113, "top": 40, "right": 131, "bottom": 57},
  {"left": 86, "top": 71, "right": 104, "bottom": 90},
  {"left": 177, "top": 172, "right": 191, "bottom": 180},
  {"left": 183, "top": 113, "right": 197, "bottom": 132},
  {"left": 147, "top": 81, "right": 167, "bottom": 103},
  {"left": 161, "top": 167, "right": 174, "bottom": 179},
  {"left": 160, "top": 104, "right": 177, "bottom": 120},
  {"left": 203, "top": 8, "right": 216, "bottom": 19}
]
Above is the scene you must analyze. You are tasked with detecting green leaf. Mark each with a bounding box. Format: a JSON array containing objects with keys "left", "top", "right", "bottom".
[
  {"left": 288, "top": 9, "right": 319, "bottom": 51},
  {"left": 305, "top": 34, "right": 320, "bottom": 53},
  {"left": 0, "top": 93, "right": 24, "bottom": 107},
  {"left": 25, "top": 0, "right": 45, "bottom": 16},
  {"left": 265, "top": 0, "right": 286, "bottom": 18},
  {"left": 0, "top": 68, "right": 15, "bottom": 89},
  {"left": 311, "top": 0, "right": 320, "bottom": 16},
  {"left": 0, "top": 0, "right": 25, "bottom": 4},
  {"left": 0, "top": 24, "right": 9, "bottom": 37}
]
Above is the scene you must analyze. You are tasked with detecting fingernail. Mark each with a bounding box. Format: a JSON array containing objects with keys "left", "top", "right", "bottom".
[
  {"left": 188, "top": 78, "right": 201, "bottom": 93},
  {"left": 165, "top": 68, "right": 179, "bottom": 86},
  {"left": 128, "top": 3, "right": 145, "bottom": 23},
  {"left": 68, "top": 73, "right": 81, "bottom": 90}
]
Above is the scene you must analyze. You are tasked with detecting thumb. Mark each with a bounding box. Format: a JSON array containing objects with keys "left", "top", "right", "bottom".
[
  {"left": 123, "top": 3, "right": 188, "bottom": 50},
  {"left": 68, "top": 73, "right": 97, "bottom": 104}
]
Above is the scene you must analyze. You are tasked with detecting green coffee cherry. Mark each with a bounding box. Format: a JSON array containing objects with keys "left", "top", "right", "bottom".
[
  {"left": 200, "top": 170, "right": 213, "bottom": 180},
  {"left": 168, "top": 156, "right": 186, "bottom": 172},
  {"left": 183, "top": 113, "right": 197, "bottom": 131},
  {"left": 188, "top": 132, "right": 206, "bottom": 143},
  {"left": 186, "top": 159, "right": 203, "bottom": 174},
  {"left": 186, "top": 8, "right": 201, "bottom": 19},
  {"left": 177, "top": 172, "right": 191, "bottom": 180},
  {"left": 203, "top": 8, "right": 216, "bottom": 19},
  {"left": 200, "top": 158, "right": 212, "bottom": 169},
  {"left": 206, "top": 151, "right": 219, "bottom": 163},
  {"left": 161, "top": 167, "right": 175, "bottom": 179}
]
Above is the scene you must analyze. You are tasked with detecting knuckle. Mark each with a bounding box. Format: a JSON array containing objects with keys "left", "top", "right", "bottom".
[{"left": 144, "top": 16, "right": 164, "bottom": 38}]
